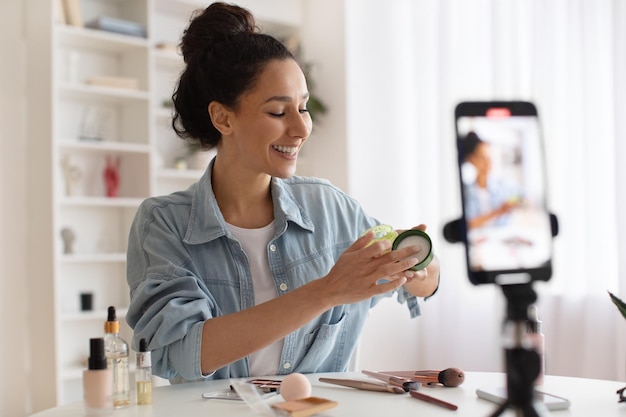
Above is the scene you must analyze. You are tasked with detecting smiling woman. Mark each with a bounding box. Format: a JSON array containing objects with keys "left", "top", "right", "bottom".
[{"left": 125, "top": 1, "right": 440, "bottom": 386}]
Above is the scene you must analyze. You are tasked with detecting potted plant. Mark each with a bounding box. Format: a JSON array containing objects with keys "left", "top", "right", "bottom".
[
  {"left": 610, "top": 291, "right": 626, "bottom": 320},
  {"left": 609, "top": 291, "right": 626, "bottom": 403}
]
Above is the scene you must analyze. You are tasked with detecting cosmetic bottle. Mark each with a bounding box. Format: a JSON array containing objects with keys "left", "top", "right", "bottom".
[
  {"left": 104, "top": 305, "right": 130, "bottom": 408},
  {"left": 83, "top": 338, "right": 113, "bottom": 416},
  {"left": 135, "top": 338, "right": 153, "bottom": 405},
  {"left": 527, "top": 304, "right": 545, "bottom": 385}
]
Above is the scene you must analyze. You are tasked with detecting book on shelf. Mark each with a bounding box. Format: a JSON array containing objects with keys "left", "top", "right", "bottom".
[
  {"left": 56, "top": 0, "right": 66, "bottom": 24},
  {"left": 62, "top": 0, "right": 83, "bottom": 27},
  {"left": 86, "top": 76, "right": 139, "bottom": 90},
  {"left": 85, "top": 16, "right": 147, "bottom": 38}
]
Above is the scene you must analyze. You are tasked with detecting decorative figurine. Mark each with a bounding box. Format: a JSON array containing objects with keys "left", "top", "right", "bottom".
[
  {"left": 104, "top": 155, "right": 120, "bottom": 197},
  {"left": 79, "top": 107, "right": 105, "bottom": 142},
  {"left": 60, "top": 155, "right": 82, "bottom": 196},
  {"left": 61, "top": 227, "right": 76, "bottom": 254}
]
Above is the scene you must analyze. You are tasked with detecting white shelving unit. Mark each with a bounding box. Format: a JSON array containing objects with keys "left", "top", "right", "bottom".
[{"left": 26, "top": 0, "right": 306, "bottom": 407}]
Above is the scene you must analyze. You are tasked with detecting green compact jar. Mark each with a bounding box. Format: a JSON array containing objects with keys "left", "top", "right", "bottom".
[{"left": 392, "top": 229, "right": 434, "bottom": 271}]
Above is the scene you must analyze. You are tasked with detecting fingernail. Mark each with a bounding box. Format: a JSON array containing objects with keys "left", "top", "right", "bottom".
[{"left": 412, "top": 245, "right": 422, "bottom": 253}]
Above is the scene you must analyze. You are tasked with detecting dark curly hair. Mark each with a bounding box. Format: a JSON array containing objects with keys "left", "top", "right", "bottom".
[
  {"left": 461, "top": 131, "right": 485, "bottom": 160},
  {"left": 171, "top": 2, "right": 295, "bottom": 149}
]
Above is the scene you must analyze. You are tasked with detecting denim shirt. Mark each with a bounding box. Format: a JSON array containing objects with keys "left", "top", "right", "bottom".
[
  {"left": 464, "top": 178, "right": 519, "bottom": 227},
  {"left": 126, "top": 160, "right": 421, "bottom": 382}
]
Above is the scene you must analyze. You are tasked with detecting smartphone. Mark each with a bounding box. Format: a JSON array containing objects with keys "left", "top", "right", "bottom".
[
  {"left": 454, "top": 101, "right": 553, "bottom": 285},
  {"left": 201, "top": 378, "right": 281, "bottom": 400},
  {"left": 476, "top": 387, "right": 571, "bottom": 411}
]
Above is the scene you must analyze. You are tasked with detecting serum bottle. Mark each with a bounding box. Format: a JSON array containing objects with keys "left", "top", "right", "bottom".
[
  {"left": 135, "top": 338, "right": 152, "bottom": 405},
  {"left": 527, "top": 304, "right": 545, "bottom": 385},
  {"left": 104, "top": 306, "right": 130, "bottom": 408},
  {"left": 83, "top": 338, "right": 113, "bottom": 415}
]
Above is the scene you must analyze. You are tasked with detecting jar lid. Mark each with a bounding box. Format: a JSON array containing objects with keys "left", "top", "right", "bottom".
[{"left": 392, "top": 229, "right": 434, "bottom": 271}]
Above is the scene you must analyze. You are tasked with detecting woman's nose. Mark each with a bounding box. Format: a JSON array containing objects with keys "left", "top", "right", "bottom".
[{"left": 288, "top": 112, "right": 312, "bottom": 139}]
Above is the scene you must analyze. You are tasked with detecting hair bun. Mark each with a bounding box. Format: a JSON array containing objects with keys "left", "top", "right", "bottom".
[{"left": 180, "top": 2, "right": 258, "bottom": 63}]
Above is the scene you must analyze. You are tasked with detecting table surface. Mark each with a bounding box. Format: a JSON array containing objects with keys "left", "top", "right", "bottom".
[{"left": 31, "top": 371, "right": 626, "bottom": 416}]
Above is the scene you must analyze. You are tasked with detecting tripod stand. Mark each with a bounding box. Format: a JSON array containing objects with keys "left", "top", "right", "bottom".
[{"left": 488, "top": 283, "right": 549, "bottom": 417}]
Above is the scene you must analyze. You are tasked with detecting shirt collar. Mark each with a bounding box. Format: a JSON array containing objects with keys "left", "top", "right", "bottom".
[{"left": 184, "top": 157, "right": 314, "bottom": 245}]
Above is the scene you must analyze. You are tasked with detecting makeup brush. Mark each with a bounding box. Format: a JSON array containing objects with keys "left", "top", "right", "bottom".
[
  {"left": 413, "top": 368, "right": 465, "bottom": 387},
  {"left": 379, "top": 367, "right": 465, "bottom": 387},
  {"left": 361, "top": 370, "right": 421, "bottom": 391}
]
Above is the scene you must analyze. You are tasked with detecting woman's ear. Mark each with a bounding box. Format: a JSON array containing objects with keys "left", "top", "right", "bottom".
[{"left": 208, "top": 101, "right": 233, "bottom": 135}]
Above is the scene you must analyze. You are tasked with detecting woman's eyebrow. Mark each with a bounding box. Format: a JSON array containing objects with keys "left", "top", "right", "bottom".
[{"left": 264, "top": 92, "right": 310, "bottom": 103}]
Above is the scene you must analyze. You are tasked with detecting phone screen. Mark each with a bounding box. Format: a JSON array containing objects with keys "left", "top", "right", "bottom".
[{"left": 455, "top": 101, "right": 553, "bottom": 285}]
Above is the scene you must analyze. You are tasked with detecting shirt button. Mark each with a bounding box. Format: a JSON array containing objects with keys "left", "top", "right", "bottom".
[
  {"left": 283, "top": 362, "right": 291, "bottom": 370},
  {"left": 269, "top": 244, "right": 277, "bottom": 252},
  {"left": 279, "top": 283, "right": 288, "bottom": 292}
]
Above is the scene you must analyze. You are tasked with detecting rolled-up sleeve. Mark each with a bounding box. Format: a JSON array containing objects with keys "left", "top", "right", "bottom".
[{"left": 126, "top": 200, "right": 215, "bottom": 381}]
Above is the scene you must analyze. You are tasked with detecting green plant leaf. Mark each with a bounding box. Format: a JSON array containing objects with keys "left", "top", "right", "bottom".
[{"left": 609, "top": 291, "right": 626, "bottom": 320}]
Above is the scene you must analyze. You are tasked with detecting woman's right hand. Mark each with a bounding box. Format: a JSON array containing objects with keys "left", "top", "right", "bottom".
[{"left": 319, "top": 230, "right": 421, "bottom": 306}]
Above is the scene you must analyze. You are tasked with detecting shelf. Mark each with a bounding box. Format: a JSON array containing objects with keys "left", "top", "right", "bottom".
[
  {"left": 60, "top": 253, "right": 127, "bottom": 263},
  {"left": 58, "top": 83, "right": 150, "bottom": 103},
  {"left": 59, "top": 197, "right": 144, "bottom": 207},
  {"left": 58, "top": 140, "right": 150, "bottom": 154},
  {"left": 57, "top": 25, "right": 149, "bottom": 52}
]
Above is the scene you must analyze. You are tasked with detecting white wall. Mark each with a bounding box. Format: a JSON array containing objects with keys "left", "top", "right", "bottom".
[
  {"left": 342, "top": 0, "right": 427, "bottom": 371},
  {"left": 300, "top": 0, "right": 349, "bottom": 191},
  {"left": 0, "top": 1, "right": 31, "bottom": 416}
]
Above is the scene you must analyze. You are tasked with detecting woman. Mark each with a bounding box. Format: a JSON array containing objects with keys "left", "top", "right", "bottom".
[
  {"left": 461, "top": 131, "right": 520, "bottom": 230},
  {"left": 126, "top": 2, "right": 440, "bottom": 383}
]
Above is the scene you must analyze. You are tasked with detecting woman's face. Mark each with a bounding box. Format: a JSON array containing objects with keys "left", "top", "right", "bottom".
[
  {"left": 469, "top": 142, "right": 492, "bottom": 175},
  {"left": 221, "top": 58, "right": 312, "bottom": 179}
]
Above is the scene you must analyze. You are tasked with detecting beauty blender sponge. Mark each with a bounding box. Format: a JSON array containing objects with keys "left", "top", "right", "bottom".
[{"left": 280, "top": 373, "right": 312, "bottom": 401}]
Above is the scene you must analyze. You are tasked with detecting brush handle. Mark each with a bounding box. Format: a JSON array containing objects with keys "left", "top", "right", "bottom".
[
  {"left": 410, "top": 390, "right": 458, "bottom": 410},
  {"left": 319, "top": 378, "right": 405, "bottom": 394}
]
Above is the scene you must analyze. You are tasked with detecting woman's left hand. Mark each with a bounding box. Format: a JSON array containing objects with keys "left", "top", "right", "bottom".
[{"left": 393, "top": 224, "right": 441, "bottom": 298}]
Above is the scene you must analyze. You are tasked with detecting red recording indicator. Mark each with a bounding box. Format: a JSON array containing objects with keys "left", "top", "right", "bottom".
[{"left": 486, "top": 107, "right": 511, "bottom": 117}]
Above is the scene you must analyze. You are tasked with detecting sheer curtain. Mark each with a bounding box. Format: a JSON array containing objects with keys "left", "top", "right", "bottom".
[{"left": 348, "top": 0, "right": 625, "bottom": 381}]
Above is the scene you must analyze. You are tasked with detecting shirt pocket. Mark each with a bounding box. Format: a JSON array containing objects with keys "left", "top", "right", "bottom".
[{"left": 298, "top": 312, "right": 350, "bottom": 373}]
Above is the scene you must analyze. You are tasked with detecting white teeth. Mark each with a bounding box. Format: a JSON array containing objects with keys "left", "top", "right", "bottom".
[{"left": 273, "top": 145, "right": 298, "bottom": 155}]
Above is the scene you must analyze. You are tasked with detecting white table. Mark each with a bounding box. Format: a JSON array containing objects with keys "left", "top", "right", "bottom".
[{"left": 30, "top": 372, "right": 625, "bottom": 416}]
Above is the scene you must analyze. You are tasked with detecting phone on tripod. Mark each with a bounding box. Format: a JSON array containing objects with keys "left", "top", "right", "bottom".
[{"left": 454, "top": 101, "right": 553, "bottom": 285}]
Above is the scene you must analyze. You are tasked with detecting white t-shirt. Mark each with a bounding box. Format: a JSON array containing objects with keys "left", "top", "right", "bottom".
[{"left": 226, "top": 221, "right": 283, "bottom": 376}]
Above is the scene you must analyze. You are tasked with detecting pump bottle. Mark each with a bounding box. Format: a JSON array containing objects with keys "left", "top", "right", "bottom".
[
  {"left": 104, "top": 305, "right": 130, "bottom": 408},
  {"left": 83, "top": 337, "right": 113, "bottom": 415},
  {"left": 135, "top": 338, "right": 153, "bottom": 405}
]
